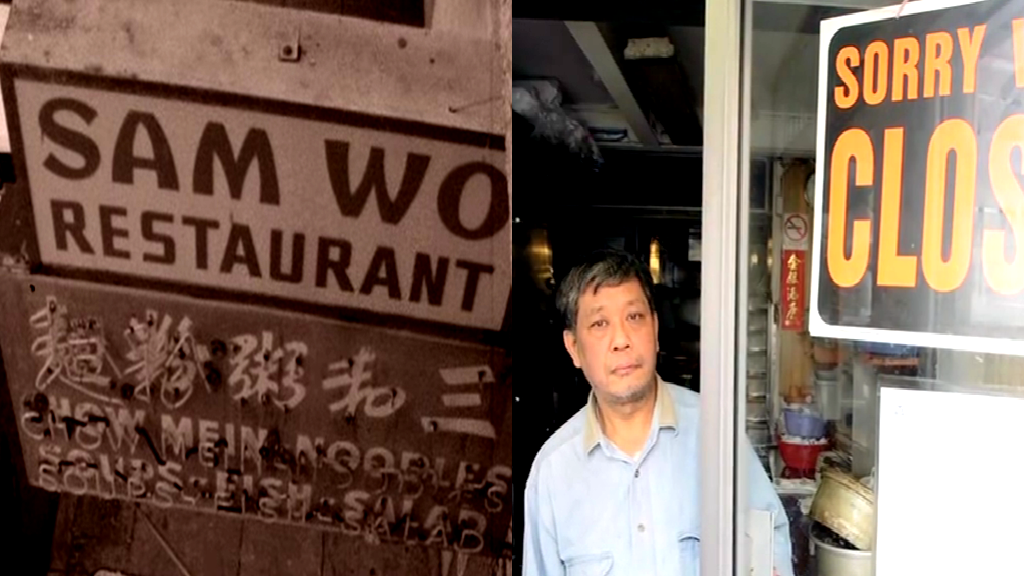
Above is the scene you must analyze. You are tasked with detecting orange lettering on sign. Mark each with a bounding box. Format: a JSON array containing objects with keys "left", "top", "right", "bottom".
[
  {"left": 834, "top": 46, "right": 861, "bottom": 110},
  {"left": 923, "top": 31, "right": 953, "bottom": 98},
  {"left": 827, "top": 129, "right": 873, "bottom": 288},
  {"left": 957, "top": 26, "right": 986, "bottom": 94},
  {"left": 922, "top": 119, "right": 976, "bottom": 293},
  {"left": 984, "top": 114, "right": 1024, "bottom": 295},
  {"left": 825, "top": 115, "right": 1024, "bottom": 296},
  {"left": 877, "top": 127, "right": 918, "bottom": 288},
  {"left": 832, "top": 25, "right": 985, "bottom": 108},
  {"left": 863, "top": 40, "right": 890, "bottom": 106},
  {"left": 892, "top": 37, "right": 920, "bottom": 102}
]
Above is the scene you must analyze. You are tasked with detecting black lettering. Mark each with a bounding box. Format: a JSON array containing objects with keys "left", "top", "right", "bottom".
[
  {"left": 112, "top": 111, "right": 179, "bottom": 190},
  {"left": 99, "top": 205, "right": 130, "bottom": 259},
  {"left": 455, "top": 259, "right": 494, "bottom": 312},
  {"left": 438, "top": 162, "right": 509, "bottom": 240},
  {"left": 141, "top": 211, "right": 175, "bottom": 264},
  {"left": 270, "top": 229, "right": 304, "bottom": 283},
  {"left": 39, "top": 98, "right": 101, "bottom": 180},
  {"left": 359, "top": 246, "right": 401, "bottom": 300},
  {"left": 324, "top": 141, "right": 429, "bottom": 224},
  {"left": 51, "top": 200, "right": 94, "bottom": 254},
  {"left": 315, "top": 237, "right": 354, "bottom": 291},
  {"left": 410, "top": 252, "right": 448, "bottom": 306},
  {"left": 220, "top": 223, "right": 261, "bottom": 277},
  {"left": 181, "top": 216, "right": 219, "bottom": 270},
  {"left": 193, "top": 123, "right": 279, "bottom": 205}
]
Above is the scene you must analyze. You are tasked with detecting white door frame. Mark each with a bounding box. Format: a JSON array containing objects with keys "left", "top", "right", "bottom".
[{"left": 700, "top": 0, "right": 752, "bottom": 573}]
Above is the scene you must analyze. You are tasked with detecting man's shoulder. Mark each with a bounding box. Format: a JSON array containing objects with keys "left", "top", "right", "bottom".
[
  {"left": 528, "top": 406, "right": 587, "bottom": 480},
  {"left": 663, "top": 380, "right": 701, "bottom": 413}
]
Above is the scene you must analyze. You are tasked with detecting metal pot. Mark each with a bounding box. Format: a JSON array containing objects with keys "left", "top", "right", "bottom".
[
  {"left": 810, "top": 470, "right": 876, "bottom": 550},
  {"left": 811, "top": 532, "right": 873, "bottom": 576}
]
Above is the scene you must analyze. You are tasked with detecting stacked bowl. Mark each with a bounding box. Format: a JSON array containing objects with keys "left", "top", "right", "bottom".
[{"left": 779, "top": 406, "right": 828, "bottom": 478}]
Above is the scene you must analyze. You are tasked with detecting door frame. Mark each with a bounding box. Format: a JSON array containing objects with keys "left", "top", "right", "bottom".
[{"left": 700, "top": 0, "right": 752, "bottom": 573}]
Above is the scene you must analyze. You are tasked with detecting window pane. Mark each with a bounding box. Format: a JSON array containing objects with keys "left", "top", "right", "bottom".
[{"left": 739, "top": 1, "right": 1024, "bottom": 575}]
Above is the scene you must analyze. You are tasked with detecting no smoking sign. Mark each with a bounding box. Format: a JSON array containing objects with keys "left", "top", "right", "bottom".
[{"left": 782, "top": 213, "right": 809, "bottom": 250}]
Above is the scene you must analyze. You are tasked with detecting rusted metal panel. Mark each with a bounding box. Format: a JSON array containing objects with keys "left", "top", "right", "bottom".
[
  {"left": 238, "top": 520, "right": 323, "bottom": 576},
  {"left": 242, "top": 0, "right": 427, "bottom": 28},
  {"left": 65, "top": 498, "right": 137, "bottom": 574},
  {"left": 127, "top": 505, "right": 245, "bottom": 576},
  {"left": 1, "top": 0, "right": 504, "bottom": 135},
  {"left": 0, "top": 272, "right": 512, "bottom": 560}
]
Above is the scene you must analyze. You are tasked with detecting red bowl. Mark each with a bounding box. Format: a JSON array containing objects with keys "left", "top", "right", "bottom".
[{"left": 779, "top": 439, "right": 827, "bottom": 474}]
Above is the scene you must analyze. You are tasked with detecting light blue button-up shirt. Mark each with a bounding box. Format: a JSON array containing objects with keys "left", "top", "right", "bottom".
[{"left": 524, "top": 378, "right": 794, "bottom": 576}]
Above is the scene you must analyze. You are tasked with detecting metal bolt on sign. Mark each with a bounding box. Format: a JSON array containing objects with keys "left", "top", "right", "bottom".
[{"left": 279, "top": 29, "right": 301, "bottom": 62}]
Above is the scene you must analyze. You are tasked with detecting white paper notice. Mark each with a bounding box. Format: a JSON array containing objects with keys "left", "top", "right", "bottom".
[
  {"left": 746, "top": 508, "right": 774, "bottom": 576},
  {"left": 876, "top": 386, "right": 1024, "bottom": 576}
]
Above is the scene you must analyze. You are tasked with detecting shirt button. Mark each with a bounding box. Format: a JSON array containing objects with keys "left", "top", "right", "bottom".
[
  {"left": 637, "top": 523, "right": 645, "bottom": 533},
  {"left": 634, "top": 470, "right": 640, "bottom": 478}
]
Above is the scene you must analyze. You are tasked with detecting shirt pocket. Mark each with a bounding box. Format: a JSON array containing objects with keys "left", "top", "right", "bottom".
[
  {"left": 678, "top": 533, "right": 701, "bottom": 576},
  {"left": 564, "top": 552, "right": 614, "bottom": 576}
]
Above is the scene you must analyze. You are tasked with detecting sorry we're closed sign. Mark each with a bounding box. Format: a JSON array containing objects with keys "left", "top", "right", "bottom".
[{"left": 810, "top": 0, "right": 1024, "bottom": 354}]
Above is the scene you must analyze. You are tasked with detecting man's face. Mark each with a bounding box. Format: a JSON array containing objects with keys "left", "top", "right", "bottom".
[{"left": 564, "top": 278, "right": 659, "bottom": 405}]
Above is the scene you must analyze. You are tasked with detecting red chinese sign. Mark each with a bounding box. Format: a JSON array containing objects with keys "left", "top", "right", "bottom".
[{"left": 782, "top": 249, "right": 806, "bottom": 331}]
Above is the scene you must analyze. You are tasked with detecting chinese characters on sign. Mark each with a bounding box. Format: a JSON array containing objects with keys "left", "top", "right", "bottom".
[
  {"left": 782, "top": 250, "right": 806, "bottom": 331},
  {"left": 781, "top": 213, "right": 809, "bottom": 332},
  {"left": 0, "top": 275, "right": 512, "bottom": 556}
]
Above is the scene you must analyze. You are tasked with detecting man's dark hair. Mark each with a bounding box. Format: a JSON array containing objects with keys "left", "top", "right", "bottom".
[{"left": 556, "top": 248, "right": 656, "bottom": 332}]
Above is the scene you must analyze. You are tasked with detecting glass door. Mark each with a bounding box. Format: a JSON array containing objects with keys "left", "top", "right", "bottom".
[{"left": 703, "top": 1, "right": 1024, "bottom": 575}]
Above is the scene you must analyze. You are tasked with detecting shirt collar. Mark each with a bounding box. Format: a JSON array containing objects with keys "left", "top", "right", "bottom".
[{"left": 583, "top": 376, "right": 678, "bottom": 453}]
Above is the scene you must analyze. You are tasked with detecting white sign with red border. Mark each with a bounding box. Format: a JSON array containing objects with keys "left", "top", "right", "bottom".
[{"left": 781, "top": 213, "right": 810, "bottom": 251}]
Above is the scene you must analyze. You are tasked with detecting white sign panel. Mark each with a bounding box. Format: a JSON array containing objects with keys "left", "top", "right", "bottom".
[
  {"left": 12, "top": 75, "right": 509, "bottom": 330},
  {"left": 876, "top": 385, "right": 1024, "bottom": 575}
]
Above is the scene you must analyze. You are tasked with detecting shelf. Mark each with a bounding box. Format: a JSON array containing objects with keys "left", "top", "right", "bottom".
[
  {"left": 859, "top": 354, "right": 919, "bottom": 367},
  {"left": 774, "top": 482, "right": 818, "bottom": 497}
]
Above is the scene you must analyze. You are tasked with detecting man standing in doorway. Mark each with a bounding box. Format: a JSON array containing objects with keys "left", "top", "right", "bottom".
[{"left": 523, "top": 249, "right": 793, "bottom": 576}]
